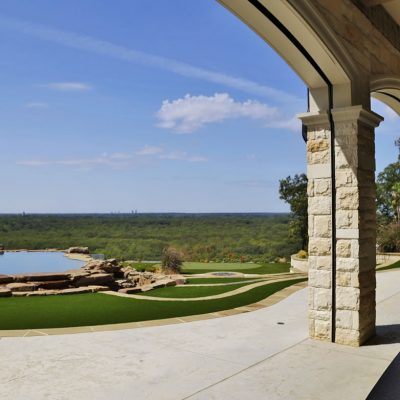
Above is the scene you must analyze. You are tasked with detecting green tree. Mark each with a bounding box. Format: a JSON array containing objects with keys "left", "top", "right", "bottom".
[
  {"left": 376, "top": 161, "right": 400, "bottom": 224},
  {"left": 279, "top": 174, "right": 308, "bottom": 250}
]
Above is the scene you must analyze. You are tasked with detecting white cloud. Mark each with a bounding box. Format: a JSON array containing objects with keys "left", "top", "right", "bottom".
[
  {"left": 24, "top": 102, "right": 48, "bottom": 109},
  {"left": 0, "top": 16, "right": 302, "bottom": 104},
  {"left": 135, "top": 145, "right": 164, "bottom": 156},
  {"left": 17, "top": 146, "right": 207, "bottom": 168},
  {"left": 41, "top": 82, "right": 92, "bottom": 91},
  {"left": 160, "top": 151, "right": 208, "bottom": 162},
  {"left": 266, "top": 116, "right": 301, "bottom": 131},
  {"left": 156, "top": 93, "right": 300, "bottom": 133}
]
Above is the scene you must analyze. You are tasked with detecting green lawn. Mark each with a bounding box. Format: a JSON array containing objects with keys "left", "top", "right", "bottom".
[
  {"left": 378, "top": 260, "right": 400, "bottom": 271},
  {"left": 136, "top": 281, "right": 260, "bottom": 298},
  {"left": 182, "top": 262, "right": 290, "bottom": 275},
  {"left": 186, "top": 277, "right": 262, "bottom": 284},
  {"left": 0, "top": 278, "right": 305, "bottom": 330}
]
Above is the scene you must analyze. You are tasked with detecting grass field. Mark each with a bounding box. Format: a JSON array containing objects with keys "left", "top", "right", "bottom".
[
  {"left": 125, "top": 261, "right": 291, "bottom": 275},
  {"left": 0, "top": 278, "right": 305, "bottom": 330},
  {"left": 182, "top": 262, "right": 290, "bottom": 274},
  {"left": 185, "top": 277, "right": 261, "bottom": 284},
  {"left": 183, "top": 262, "right": 259, "bottom": 270},
  {"left": 136, "top": 281, "right": 259, "bottom": 298},
  {"left": 378, "top": 260, "right": 400, "bottom": 271}
]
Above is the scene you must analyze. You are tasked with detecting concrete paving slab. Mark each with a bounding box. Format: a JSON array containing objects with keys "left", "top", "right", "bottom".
[{"left": 0, "top": 270, "right": 399, "bottom": 400}]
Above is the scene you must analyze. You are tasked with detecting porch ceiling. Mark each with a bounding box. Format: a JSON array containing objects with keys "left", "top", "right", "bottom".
[
  {"left": 382, "top": 1, "right": 400, "bottom": 25},
  {"left": 363, "top": 0, "right": 400, "bottom": 25}
]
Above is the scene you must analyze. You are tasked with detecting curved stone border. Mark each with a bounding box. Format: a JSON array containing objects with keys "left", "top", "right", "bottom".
[
  {"left": 184, "top": 278, "right": 268, "bottom": 287},
  {"left": 105, "top": 277, "right": 299, "bottom": 301},
  {"left": 0, "top": 280, "right": 307, "bottom": 338}
]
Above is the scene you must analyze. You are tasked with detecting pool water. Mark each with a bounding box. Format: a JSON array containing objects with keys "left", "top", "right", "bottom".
[{"left": 0, "top": 252, "right": 85, "bottom": 275}]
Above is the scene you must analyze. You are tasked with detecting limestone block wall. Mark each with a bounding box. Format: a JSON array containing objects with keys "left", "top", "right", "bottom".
[
  {"left": 301, "top": 107, "right": 382, "bottom": 346},
  {"left": 311, "top": 0, "right": 400, "bottom": 83},
  {"left": 303, "top": 113, "right": 333, "bottom": 341},
  {"left": 332, "top": 107, "right": 381, "bottom": 345}
]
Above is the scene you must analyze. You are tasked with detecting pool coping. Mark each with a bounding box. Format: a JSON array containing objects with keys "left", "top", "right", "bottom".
[{"left": 0, "top": 280, "right": 307, "bottom": 338}]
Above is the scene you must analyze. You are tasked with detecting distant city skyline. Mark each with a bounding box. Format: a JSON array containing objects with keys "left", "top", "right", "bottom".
[{"left": 0, "top": 0, "right": 398, "bottom": 213}]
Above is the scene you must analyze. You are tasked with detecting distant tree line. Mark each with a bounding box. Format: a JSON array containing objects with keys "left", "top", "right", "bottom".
[{"left": 0, "top": 213, "right": 300, "bottom": 262}]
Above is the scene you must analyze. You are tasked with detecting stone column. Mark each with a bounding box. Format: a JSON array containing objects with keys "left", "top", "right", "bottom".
[
  {"left": 300, "top": 111, "right": 333, "bottom": 342},
  {"left": 299, "top": 106, "right": 383, "bottom": 346},
  {"left": 332, "top": 106, "right": 382, "bottom": 346}
]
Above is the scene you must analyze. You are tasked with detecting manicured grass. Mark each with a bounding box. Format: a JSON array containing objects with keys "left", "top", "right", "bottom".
[
  {"left": 0, "top": 278, "right": 306, "bottom": 330},
  {"left": 182, "top": 262, "right": 290, "bottom": 275},
  {"left": 183, "top": 262, "right": 259, "bottom": 270},
  {"left": 378, "top": 260, "right": 400, "bottom": 271},
  {"left": 136, "top": 281, "right": 260, "bottom": 298},
  {"left": 186, "top": 277, "right": 261, "bottom": 284}
]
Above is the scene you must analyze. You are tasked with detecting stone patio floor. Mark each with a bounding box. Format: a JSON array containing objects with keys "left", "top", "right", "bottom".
[{"left": 0, "top": 270, "right": 399, "bottom": 400}]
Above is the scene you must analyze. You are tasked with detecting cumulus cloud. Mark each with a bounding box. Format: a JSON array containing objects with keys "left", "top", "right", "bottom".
[
  {"left": 157, "top": 93, "right": 279, "bottom": 133},
  {"left": 156, "top": 93, "right": 300, "bottom": 133},
  {"left": 41, "top": 82, "right": 92, "bottom": 91}
]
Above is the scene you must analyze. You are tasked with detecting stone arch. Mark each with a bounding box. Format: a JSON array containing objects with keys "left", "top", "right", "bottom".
[
  {"left": 217, "top": 0, "right": 359, "bottom": 110},
  {"left": 371, "top": 75, "right": 400, "bottom": 116},
  {"left": 218, "top": 0, "right": 389, "bottom": 346}
]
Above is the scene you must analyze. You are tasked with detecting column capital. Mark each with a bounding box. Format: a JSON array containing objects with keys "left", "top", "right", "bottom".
[
  {"left": 297, "top": 111, "right": 330, "bottom": 128},
  {"left": 331, "top": 105, "right": 383, "bottom": 128}
]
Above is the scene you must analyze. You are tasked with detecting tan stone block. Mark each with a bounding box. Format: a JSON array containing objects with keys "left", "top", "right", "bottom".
[
  {"left": 336, "top": 257, "right": 359, "bottom": 272},
  {"left": 314, "top": 179, "right": 331, "bottom": 195},
  {"left": 309, "top": 269, "right": 331, "bottom": 289},
  {"left": 313, "top": 129, "right": 329, "bottom": 140},
  {"left": 335, "top": 328, "right": 360, "bottom": 346},
  {"left": 308, "top": 150, "right": 330, "bottom": 164},
  {"left": 309, "top": 309, "right": 331, "bottom": 321},
  {"left": 308, "top": 196, "right": 331, "bottom": 215},
  {"left": 308, "top": 256, "right": 331, "bottom": 271},
  {"left": 337, "top": 187, "right": 359, "bottom": 210},
  {"left": 336, "top": 287, "right": 360, "bottom": 311},
  {"left": 350, "top": 239, "right": 360, "bottom": 258},
  {"left": 336, "top": 309, "right": 359, "bottom": 330},
  {"left": 307, "top": 139, "right": 329, "bottom": 153},
  {"left": 314, "top": 319, "right": 331, "bottom": 340},
  {"left": 336, "top": 240, "right": 351, "bottom": 257},
  {"left": 307, "top": 180, "right": 314, "bottom": 197},
  {"left": 335, "top": 170, "right": 356, "bottom": 187},
  {"left": 309, "top": 238, "right": 331, "bottom": 256},
  {"left": 308, "top": 286, "right": 314, "bottom": 309},
  {"left": 336, "top": 272, "right": 351, "bottom": 287},
  {"left": 308, "top": 215, "right": 314, "bottom": 237},
  {"left": 335, "top": 147, "right": 357, "bottom": 169},
  {"left": 314, "top": 288, "right": 332, "bottom": 311},
  {"left": 313, "top": 215, "right": 331, "bottom": 238},
  {"left": 336, "top": 210, "right": 358, "bottom": 229}
]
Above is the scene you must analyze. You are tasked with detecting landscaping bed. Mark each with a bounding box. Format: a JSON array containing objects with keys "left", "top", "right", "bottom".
[{"left": 0, "top": 278, "right": 306, "bottom": 330}]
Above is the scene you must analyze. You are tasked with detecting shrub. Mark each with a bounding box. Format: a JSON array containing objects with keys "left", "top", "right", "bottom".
[
  {"left": 378, "top": 223, "right": 400, "bottom": 252},
  {"left": 161, "top": 247, "right": 183, "bottom": 273},
  {"left": 296, "top": 250, "right": 308, "bottom": 259}
]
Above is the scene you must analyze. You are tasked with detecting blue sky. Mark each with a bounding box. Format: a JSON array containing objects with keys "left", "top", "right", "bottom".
[{"left": 0, "top": 1, "right": 398, "bottom": 213}]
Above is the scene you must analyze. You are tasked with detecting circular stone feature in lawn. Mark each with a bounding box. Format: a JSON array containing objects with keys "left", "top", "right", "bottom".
[{"left": 211, "top": 272, "right": 238, "bottom": 277}]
